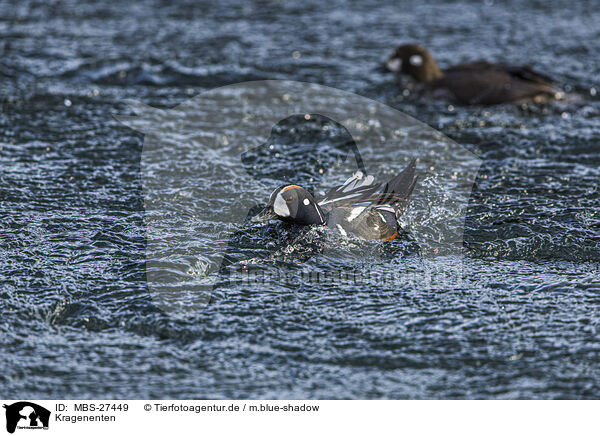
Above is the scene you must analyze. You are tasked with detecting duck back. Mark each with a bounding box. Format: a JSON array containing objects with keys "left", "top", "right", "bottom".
[{"left": 435, "top": 61, "right": 557, "bottom": 105}]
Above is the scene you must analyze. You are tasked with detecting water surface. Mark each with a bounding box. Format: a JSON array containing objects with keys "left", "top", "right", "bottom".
[{"left": 1, "top": 0, "right": 599, "bottom": 399}]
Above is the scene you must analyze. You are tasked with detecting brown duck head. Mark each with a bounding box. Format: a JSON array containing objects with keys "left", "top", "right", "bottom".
[{"left": 386, "top": 43, "right": 443, "bottom": 83}]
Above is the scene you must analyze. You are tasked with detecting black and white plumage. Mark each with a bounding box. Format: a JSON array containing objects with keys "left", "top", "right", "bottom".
[{"left": 253, "top": 159, "right": 417, "bottom": 241}]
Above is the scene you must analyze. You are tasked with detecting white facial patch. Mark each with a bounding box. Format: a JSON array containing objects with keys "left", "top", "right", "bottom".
[
  {"left": 273, "top": 192, "right": 290, "bottom": 217},
  {"left": 409, "top": 54, "right": 423, "bottom": 67},
  {"left": 303, "top": 198, "right": 310, "bottom": 206},
  {"left": 386, "top": 58, "right": 402, "bottom": 72}
]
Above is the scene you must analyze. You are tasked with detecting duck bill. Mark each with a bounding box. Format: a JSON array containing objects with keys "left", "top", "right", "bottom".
[{"left": 252, "top": 206, "right": 278, "bottom": 223}]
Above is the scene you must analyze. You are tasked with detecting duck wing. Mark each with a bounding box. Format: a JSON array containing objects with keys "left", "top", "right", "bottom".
[
  {"left": 318, "top": 170, "right": 380, "bottom": 208},
  {"left": 321, "top": 159, "right": 417, "bottom": 218},
  {"left": 445, "top": 61, "right": 554, "bottom": 83},
  {"left": 501, "top": 64, "right": 555, "bottom": 85}
]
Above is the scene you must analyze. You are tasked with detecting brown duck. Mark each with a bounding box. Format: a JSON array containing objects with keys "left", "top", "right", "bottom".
[{"left": 386, "top": 44, "right": 558, "bottom": 105}]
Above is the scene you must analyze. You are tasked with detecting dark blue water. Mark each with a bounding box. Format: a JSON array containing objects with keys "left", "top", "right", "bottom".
[{"left": 1, "top": 0, "right": 599, "bottom": 399}]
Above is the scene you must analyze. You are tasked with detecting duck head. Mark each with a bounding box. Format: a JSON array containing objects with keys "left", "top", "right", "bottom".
[
  {"left": 386, "top": 43, "right": 443, "bottom": 83},
  {"left": 253, "top": 185, "right": 325, "bottom": 225}
]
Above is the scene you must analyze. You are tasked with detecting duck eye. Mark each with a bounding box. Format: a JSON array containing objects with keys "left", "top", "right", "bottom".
[{"left": 409, "top": 54, "right": 423, "bottom": 66}]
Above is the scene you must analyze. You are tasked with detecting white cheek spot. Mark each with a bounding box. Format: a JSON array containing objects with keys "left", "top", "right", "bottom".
[
  {"left": 409, "top": 54, "right": 423, "bottom": 66},
  {"left": 303, "top": 198, "right": 310, "bottom": 206},
  {"left": 273, "top": 193, "right": 290, "bottom": 217}
]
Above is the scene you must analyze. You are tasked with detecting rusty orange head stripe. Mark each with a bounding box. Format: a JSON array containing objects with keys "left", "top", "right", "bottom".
[{"left": 282, "top": 185, "right": 302, "bottom": 192}]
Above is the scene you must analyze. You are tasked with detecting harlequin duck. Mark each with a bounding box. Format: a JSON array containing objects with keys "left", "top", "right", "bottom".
[
  {"left": 385, "top": 43, "right": 558, "bottom": 105},
  {"left": 252, "top": 159, "right": 417, "bottom": 241}
]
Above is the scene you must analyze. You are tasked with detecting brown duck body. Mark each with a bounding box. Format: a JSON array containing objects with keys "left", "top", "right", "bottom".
[{"left": 386, "top": 44, "right": 558, "bottom": 105}]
